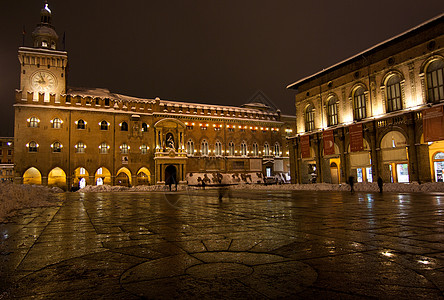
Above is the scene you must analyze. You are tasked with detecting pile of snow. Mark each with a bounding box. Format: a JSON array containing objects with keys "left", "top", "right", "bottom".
[
  {"left": 0, "top": 183, "right": 61, "bottom": 222},
  {"left": 77, "top": 182, "right": 444, "bottom": 193},
  {"left": 186, "top": 172, "right": 264, "bottom": 185},
  {"left": 78, "top": 184, "right": 194, "bottom": 193},
  {"left": 231, "top": 182, "right": 444, "bottom": 192}
]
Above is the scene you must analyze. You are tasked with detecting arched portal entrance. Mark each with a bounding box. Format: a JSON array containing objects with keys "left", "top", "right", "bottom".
[
  {"left": 116, "top": 167, "right": 132, "bottom": 187},
  {"left": 137, "top": 167, "right": 151, "bottom": 185},
  {"left": 165, "top": 165, "right": 177, "bottom": 189},
  {"left": 381, "top": 131, "right": 409, "bottom": 183},
  {"left": 73, "top": 167, "right": 89, "bottom": 189},
  {"left": 48, "top": 167, "right": 66, "bottom": 189},
  {"left": 95, "top": 167, "right": 111, "bottom": 185},
  {"left": 23, "top": 167, "right": 42, "bottom": 185}
]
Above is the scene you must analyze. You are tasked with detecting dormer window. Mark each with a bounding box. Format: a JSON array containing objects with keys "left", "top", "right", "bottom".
[{"left": 41, "top": 41, "right": 48, "bottom": 48}]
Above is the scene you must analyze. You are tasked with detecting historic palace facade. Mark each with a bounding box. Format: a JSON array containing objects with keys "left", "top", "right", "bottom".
[
  {"left": 14, "top": 3, "right": 295, "bottom": 190},
  {"left": 287, "top": 14, "right": 444, "bottom": 184}
]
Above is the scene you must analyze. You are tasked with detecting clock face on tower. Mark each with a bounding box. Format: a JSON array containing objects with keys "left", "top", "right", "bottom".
[{"left": 30, "top": 71, "right": 57, "bottom": 93}]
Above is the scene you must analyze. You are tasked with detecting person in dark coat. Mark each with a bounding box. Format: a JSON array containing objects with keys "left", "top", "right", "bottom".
[
  {"left": 348, "top": 176, "right": 355, "bottom": 193},
  {"left": 377, "top": 176, "right": 383, "bottom": 193}
]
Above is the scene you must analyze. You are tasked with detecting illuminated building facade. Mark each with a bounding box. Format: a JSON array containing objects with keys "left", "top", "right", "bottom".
[
  {"left": 0, "top": 137, "right": 14, "bottom": 182},
  {"left": 14, "top": 3, "right": 295, "bottom": 189},
  {"left": 287, "top": 14, "right": 444, "bottom": 184}
]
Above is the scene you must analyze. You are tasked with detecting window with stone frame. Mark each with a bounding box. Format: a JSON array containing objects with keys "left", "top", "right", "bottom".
[
  {"left": 240, "top": 142, "right": 247, "bottom": 156},
  {"left": 76, "top": 142, "right": 86, "bottom": 153},
  {"left": 228, "top": 142, "right": 235, "bottom": 156},
  {"left": 28, "top": 141, "right": 38, "bottom": 152},
  {"left": 187, "top": 139, "right": 194, "bottom": 155},
  {"left": 77, "top": 119, "right": 86, "bottom": 130},
  {"left": 427, "top": 59, "right": 444, "bottom": 103},
  {"left": 386, "top": 75, "right": 403, "bottom": 112},
  {"left": 99, "top": 142, "right": 109, "bottom": 154},
  {"left": 252, "top": 142, "right": 259, "bottom": 156},
  {"left": 264, "top": 143, "right": 270, "bottom": 156},
  {"left": 353, "top": 87, "right": 366, "bottom": 121},
  {"left": 52, "top": 141, "right": 62, "bottom": 153},
  {"left": 140, "top": 144, "right": 148, "bottom": 154},
  {"left": 52, "top": 118, "right": 62, "bottom": 129},
  {"left": 120, "top": 143, "right": 129, "bottom": 154},
  {"left": 120, "top": 121, "right": 128, "bottom": 131},
  {"left": 215, "top": 141, "right": 222, "bottom": 156},
  {"left": 100, "top": 120, "right": 109, "bottom": 130},
  {"left": 29, "top": 117, "right": 39, "bottom": 128},
  {"left": 327, "top": 97, "right": 338, "bottom": 126},
  {"left": 305, "top": 105, "right": 315, "bottom": 132},
  {"left": 201, "top": 140, "right": 209, "bottom": 156},
  {"left": 274, "top": 142, "right": 281, "bottom": 157}
]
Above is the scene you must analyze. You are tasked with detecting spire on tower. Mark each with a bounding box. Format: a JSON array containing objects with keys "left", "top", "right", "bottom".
[{"left": 32, "top": 1, "right": 58, "bottom": 49}]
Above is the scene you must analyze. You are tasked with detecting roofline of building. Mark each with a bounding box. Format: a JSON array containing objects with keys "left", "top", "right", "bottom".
[{"left": 286, "top": 13, "right": 444, "bottom": 91}]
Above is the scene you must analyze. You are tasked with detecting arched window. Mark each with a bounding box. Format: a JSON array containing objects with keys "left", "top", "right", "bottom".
[
  {"left": 140, "top": 144, "right": 148, "bottom": 154},
  {"left": 77, "top": 119, "right": 86, "bottom": 130},
  {"left": 264, "top": 143, "right": 270, "bottom": 156},
  {"left": 120, "top": 143, "right": 129, "bottom": 154},
  {"left": 241, "top": 141, "right": 247, "bottom": 156},
  {"left": 51, "top": 141, "right": 62, "bottom": 153},
  {"left": 274, "top": 142, "right": 281, "bottom": 157},
  {"left": 327, "top": 97, "right": 338, "bottom": 126},
  {"left": 305, "top": 105, "right": 315, "bottom": 132},
  {"left": 201, "top": 140, "right": 209, "bottom": 156},
  {"left": 75, "top": 142, "right": 86, "bottom": 153},
  {"left": 100, "top": 120, "right": 109, "bottom": 130},
  {"left": 51, "top": 118, "right": 62, "bottom": 129},
  {"left": 187, "top": 139, "right": 194, "bottom": 155},
  {"left": 386, "top": 75, "right": 402, "bottom": 112},
  {"left": 426, "top": 59, "right": 444, "bottom": 103},
  {"left": 99, "top": 142, "right": 109, "bottom": 154},
  {"left": 120, "top": 121, "right": 128, "bottom": 131},
  {"left": 27, "top": 141, "right": 38, "bottom": 152},
  {"left": 228, "top": 142, "right": 235, "bottom": 156},
  {"left": 252, "top": 142, "right": 259, "bottom": 156},
  {"left": 29, "top": 117, "right": 39, "bottom": 128},
  {"left": 215, "top": 141, "right": 222, "bottom": 156},
  {"left": 142, "top": 123, "right": 148, "bottom": 132},
  {"left": 353, "top": 87, "right": 366, "bottom": 121}
]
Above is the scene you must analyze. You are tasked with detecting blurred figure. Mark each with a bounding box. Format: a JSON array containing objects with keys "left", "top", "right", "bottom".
[
  {"left": 377, "top": 176, "right": 383, "bottom": 193},
  {"left": 348, "top": 176, "right": 355, "bottom": 194}
]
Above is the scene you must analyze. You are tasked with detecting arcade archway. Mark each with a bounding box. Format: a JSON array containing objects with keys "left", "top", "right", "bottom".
[
  {"left": 95, "top": 167, "right": 111, "bottom": 185},
  {"left": 137, "top": 167, "right": 151, "bottom": 185},
  {"left": 23, "top": 167, "right": 42, "bottom": 185},
  {"left": 116, "top": 167, "right": 132, "bottom": 187},
  {"left": 48, "top": 167, "right": 66, "bottom": 189}
]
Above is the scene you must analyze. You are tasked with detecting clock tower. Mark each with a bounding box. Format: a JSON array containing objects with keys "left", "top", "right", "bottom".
[{"left": 18, "top": 1, "right": 67, "bottom": 102}]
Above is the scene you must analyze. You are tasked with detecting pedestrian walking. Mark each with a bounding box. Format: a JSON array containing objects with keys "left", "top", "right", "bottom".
[
  {"left": 377, "top": 176, "right": 383, "bottom": 193},
  {"left": 348, "top": 176, "right": 355, "bottom": 193}
]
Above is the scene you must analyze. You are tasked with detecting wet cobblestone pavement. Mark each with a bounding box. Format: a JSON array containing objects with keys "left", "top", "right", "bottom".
[{"left": 1, "top": 190, "right": 444, "bottom": 299}]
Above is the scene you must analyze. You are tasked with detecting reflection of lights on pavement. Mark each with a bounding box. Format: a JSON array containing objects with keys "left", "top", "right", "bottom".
[
  {"left": 381, "top": 251, "right": 394, "bottom": 257},
  {"left": 418, "top": 259, "right": 432, "bottom": 265}
]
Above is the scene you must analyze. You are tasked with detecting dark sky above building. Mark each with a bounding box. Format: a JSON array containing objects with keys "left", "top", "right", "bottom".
[{"left": 1, "top": 0, "right": 443, "bottom": 136}]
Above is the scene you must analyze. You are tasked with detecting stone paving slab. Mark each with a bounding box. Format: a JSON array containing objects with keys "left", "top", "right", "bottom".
[{"left": 0, "top": 190, "right": 444, "bottom": 299}]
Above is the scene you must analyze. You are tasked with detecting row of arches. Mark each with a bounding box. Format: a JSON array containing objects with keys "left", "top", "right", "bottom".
[{"left": 23, "top": 166, "right": 152, "bottom": 189}]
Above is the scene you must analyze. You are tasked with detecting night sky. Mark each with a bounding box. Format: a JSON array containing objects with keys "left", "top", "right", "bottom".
[{"left": 1, "top": 1, "right": 443, "bottom": 136}]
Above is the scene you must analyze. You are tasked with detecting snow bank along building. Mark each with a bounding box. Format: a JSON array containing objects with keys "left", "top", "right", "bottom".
[
  {"left": 14, "top": 3, "right": 295, "bottom": 190},
  {"left": 287, "top": 14, "right": 444, "bottom": 184}
]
